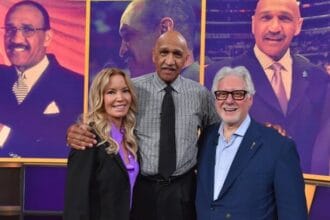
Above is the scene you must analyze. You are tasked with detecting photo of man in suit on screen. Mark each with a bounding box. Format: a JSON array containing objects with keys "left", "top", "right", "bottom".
[
  {"left": 205, "top": 0, "right": 330, "bottom": 176},
  {"left": 0, "top": 0, "right": 85, "bottom": 158}
]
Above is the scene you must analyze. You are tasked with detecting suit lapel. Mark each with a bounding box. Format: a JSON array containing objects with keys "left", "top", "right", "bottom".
[
  {"left": 97, "top": 136, "right": 129, "bottom": 179},
  {"left": 113, "top": 153, "right": 130, "bottom": 174},
  {"left": 20, "top": 60, "right": 54, "bottom": 113},
  {"left": 217, "top": 120, "right": 262, "bottom": 199},
  {"left": 287, "top": 55, "right": 309, "bottom": 116},
  {"left": 200, "top": 125, "right": 219, "bottom": 201},
  {"left": 1, "top": 66, "right": 18, "bottom": 105},
  {"left": 233, "top": 51, "right": 283, "bottom": 114},
  {"left": 207, "top": 129, "right": 220, "bottom": 201}
]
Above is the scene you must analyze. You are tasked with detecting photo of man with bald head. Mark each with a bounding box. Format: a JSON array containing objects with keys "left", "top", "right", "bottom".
[
  {"left": 90, "top": 0, "right": 201, "bottom": 82},
  {"left": 206, "top": 0, "right": 330, "bottom": 176}
]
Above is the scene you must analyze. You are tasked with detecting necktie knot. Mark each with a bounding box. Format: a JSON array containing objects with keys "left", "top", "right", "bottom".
[
  {"left": 271, "top": 62, "right": 283, "bottom": 73},
  {"left": 164, "top": 85, "right": 173, "bottom": 93},
  {"left": 20, "top": 72, "right": 25, "bottom": 78}
]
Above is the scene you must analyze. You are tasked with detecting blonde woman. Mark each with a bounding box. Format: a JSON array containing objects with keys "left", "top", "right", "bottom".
[{"left": 64, "top": 68, "right": 139, "bottom": 220}]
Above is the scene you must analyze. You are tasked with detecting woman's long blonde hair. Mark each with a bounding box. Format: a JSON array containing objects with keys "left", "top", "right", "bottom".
[{"left": 84, "top": 67, "right": 138, "bottom": 158}]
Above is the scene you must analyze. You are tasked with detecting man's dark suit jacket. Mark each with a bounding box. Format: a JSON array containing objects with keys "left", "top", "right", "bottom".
[
  {"left": 64, "top": 139, "right": 131, "bottom": 220},
  {"left": 196, "top": 119, "right": 308, "bottom": 220},
  {"left": 205, "top": 50, "right": 330, "bottom": 174},
  {"left": 0, "top": 54, "right": 83, "bottom": 158}
]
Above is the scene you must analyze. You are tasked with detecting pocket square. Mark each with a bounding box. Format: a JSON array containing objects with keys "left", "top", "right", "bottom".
[
  {"left": 0, "top": 124, "right": 11, "bottom": 148},
  {"left": 43, "top": 101, "right": 60, "bottom": 114}
]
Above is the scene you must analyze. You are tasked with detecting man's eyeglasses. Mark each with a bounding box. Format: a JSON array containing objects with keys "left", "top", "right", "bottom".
[
  {"left": 1, "top": 26, "right": 47, "bottom": 38},
  {"left": 214, "top": 90, "right": 248, "bottom": 101}
]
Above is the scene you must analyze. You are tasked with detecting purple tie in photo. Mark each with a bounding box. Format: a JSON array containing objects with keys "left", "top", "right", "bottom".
[{"left": 270, "top": 62, "right": 288, "bottom": 114}]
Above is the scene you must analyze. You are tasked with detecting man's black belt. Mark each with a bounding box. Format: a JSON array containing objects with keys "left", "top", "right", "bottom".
[{"left": 140, "top": 168, "right": 195, "bottom": 185}]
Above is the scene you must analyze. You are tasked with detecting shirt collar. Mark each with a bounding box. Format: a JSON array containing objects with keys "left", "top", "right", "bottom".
[
  {"left": 16, "top": 55, "right": 49, "bottom": 85},
  {"left": 218, "top": 115, "right": 251, "bottom": 138},
  {"left": 253, "top": 45, "right": 292, "bottom": 71},
  {"left": 153, "top": 72, "right": 182, "bottom": 93}
]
